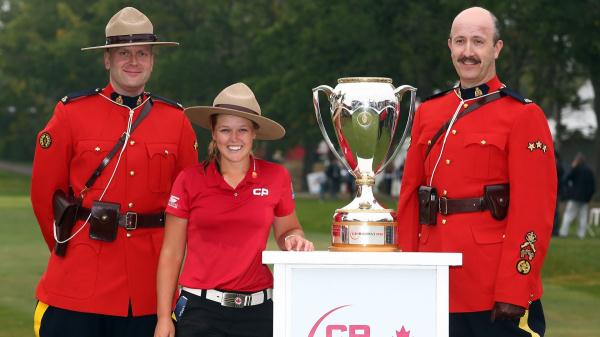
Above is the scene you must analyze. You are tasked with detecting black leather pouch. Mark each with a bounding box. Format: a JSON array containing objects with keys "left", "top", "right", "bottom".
[
  {"left": 52, "top": 190, "right": 81, "bottom": 256},
  {"left": 484, "top": 184, "right": 510, "bottom": 220},
  {"left": 418, "top": 185, "right": 438, "bottom": 225},
  {"left": 89, "top": 200, "right": 119, "bottom": 242}
]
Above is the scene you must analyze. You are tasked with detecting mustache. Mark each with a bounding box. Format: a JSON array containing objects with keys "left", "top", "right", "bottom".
[{"left": 458, "top": 56, "right": 481, "bottom": 63}]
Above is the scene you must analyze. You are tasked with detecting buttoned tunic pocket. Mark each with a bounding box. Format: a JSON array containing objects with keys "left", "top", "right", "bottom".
[
  {"left": 461, "top": 133, "right": 507, "bottom": 180},
  {"left": 74, "top": 140, "right": 114, "bottom": 190},
  {"left": 146, "top": 143, "right": 178, "bottom": 193}
]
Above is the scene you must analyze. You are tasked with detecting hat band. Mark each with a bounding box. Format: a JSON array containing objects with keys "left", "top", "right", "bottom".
[
  {"left": 105, "top": 34, "right": 158, "bottom": 45},
  {"left": 215, "top": 104, "right": 259, "bottom": 116}
]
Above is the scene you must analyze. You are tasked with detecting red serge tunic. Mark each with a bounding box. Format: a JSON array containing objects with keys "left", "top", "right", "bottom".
[
  {"left": 31, "top": 84, "right": 198, "bottom": 316},
  {"left": 397, "top": 76, "right": 556, "bottom": 312},
  {"left": 166, "top": 158, "right": 295, "bottom": 291}
]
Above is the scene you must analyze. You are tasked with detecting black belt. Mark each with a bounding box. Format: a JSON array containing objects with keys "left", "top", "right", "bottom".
[
  {"left": 438, "top": 196, "right": 487, "bottom": 215},
  {"left": 77, "top": 207, "right": 165, "bottom": 230}
]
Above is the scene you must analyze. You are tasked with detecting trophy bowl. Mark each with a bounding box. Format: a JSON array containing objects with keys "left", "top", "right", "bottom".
[{"left": 313, "top": 77, "right": 416, "bottom": 251}]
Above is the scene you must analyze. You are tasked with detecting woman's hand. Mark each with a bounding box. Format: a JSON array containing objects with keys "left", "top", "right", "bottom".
[
  {"left": 154, "top": 316, "right": 175, "bottom": 337},
  {"left": 284, "top": 234, "right": 315, "bottom": 251}
]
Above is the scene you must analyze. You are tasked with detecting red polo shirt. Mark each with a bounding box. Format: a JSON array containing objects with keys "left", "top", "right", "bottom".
[{"left": 166, "top": 158, "right": 294, "bottom": 292}]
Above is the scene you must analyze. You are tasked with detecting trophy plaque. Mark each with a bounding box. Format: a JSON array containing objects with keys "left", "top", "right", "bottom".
[{"left": 313, "top": 77, "right": 416, "bottom": 251}]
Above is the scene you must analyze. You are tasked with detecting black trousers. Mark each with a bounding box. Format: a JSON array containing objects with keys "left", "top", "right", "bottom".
[
  {"left": 450, "top": 300, "right": 545, "bottom": 337},
  {"left": 176, "top": 289, "right": 273, "bottom": 337},
  {"left": 34, "top": 301, "right": 156, "bottom": 337}
]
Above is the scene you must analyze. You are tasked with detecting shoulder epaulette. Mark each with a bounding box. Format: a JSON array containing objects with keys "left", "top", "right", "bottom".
[
  {"left": 422, "top": 87, "right": 455, "bottom": 102},
  {"left": 60, "top": 88, "right": 101, "bottom": 104},
  {"left": 500, "top": 87, "right": 533, "bottom": 104},
  {"left": 148, "top": 93, "right": 184, "bottom": 109}
]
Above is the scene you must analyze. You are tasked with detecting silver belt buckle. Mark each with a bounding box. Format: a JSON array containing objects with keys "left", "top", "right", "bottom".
[
  {"left": 222, "top": 292, "right": 250, "bottom": 308},
  {"left": 439, "top": 197, "right": 448, "bottom": 215},
  {"left": 125, "top": 212, "right": 138, "bottom": 230}
]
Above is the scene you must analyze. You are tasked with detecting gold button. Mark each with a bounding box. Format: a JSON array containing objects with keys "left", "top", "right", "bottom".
[
  {"left": 418, "top": 233, "right": 422, "bottom": 238},
  {"left": 445, "top": 159, "right": 451, "bottom": 165},
  {"left": 442, "top": 219, "right": 447, "bottom": 224},
  {"left": 95, "top": 146, "right": 101, "bottom": 152},
  {"left": 129, "top": 140, "right": 135, "bottom": 146},
  {"left": 126, "top": 233, "right": 132, "bottom": 238},
  {"left": 480, "top": 140, "right": 487, "bottom": 145},
  {"left": 463, "top": 103, "right": 469, "bottom": 108},
  {"left": 451, "top": 129, "right": 457, "bottom": 135},
  {"left": 129, "top": 170, "right": 135, "bottom": 176},
  {"left": 443, "top": 190, "right": 448, "bottom": 196},
  {"left": 427, "top": 140, "right": 432, "bottom": 145},
  {"left": 128, "top": 202, "right": 134, "bottom": 208},
  {"left": 234, "top": 192, "right": 238, "bottom": 197},
  {"left": 502, "top": 234, "right": 506, "bottom": 239},
  {"left": 164, "top": 149, "right": 169, "bottom": 155}
]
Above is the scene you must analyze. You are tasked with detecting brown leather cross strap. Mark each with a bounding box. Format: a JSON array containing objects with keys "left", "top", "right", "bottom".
[
  {"left": 438, "top": 196, "right": 486, "bottom": 215},
  {"left": 424, "top": 90, "right": 504, "bottom": 160}
]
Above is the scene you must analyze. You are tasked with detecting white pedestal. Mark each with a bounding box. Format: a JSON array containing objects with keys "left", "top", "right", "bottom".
[{"left": 263, "top": 251, "right": 462, "bottom": 337}]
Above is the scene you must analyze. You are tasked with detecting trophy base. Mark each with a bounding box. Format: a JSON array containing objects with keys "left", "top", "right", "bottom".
[
  {"left": 330, "top": 220, "right": 397, "bottom": 252},
  {"left": 329, "top": 244, "right": 398, "bottom": 252}
]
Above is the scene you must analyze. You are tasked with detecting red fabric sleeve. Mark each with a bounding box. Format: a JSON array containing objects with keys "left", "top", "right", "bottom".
[
  {"left": 494, "top": 103, "right": 556, "bottom": 308},
  {"left": 396, "top": 105, "right": 425, "bottom": 252},
  {"left": 31, "top": 103, "right": 73, "bottom": 251},
  {"left": 274, "top": 166, "right": 295, "bottom": 217}
]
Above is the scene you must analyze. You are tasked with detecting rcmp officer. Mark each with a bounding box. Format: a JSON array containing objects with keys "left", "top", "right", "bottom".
[
  {"left": 31, "top": 7, "right": 198, "bottom": 337},
  {"left": 397, "top": 7, "right": 556, "bottom": 337}
]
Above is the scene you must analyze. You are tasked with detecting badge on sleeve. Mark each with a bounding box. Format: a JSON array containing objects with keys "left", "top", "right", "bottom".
[
  {"left": 193, "top": 140, "right": 199, "bottom": 151},
  {"left": 527, "top": 140, "right": 547, "bottom": 153},
  {"left": 516, "top": 231, "right": 537, "bottom": 275},
  {"left": 39, "top": 132, "right": 52, "bottom": 149}
]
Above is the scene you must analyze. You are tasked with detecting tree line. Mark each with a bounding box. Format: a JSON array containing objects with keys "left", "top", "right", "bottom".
[{"left": 0, "top": 0, "right": 598, "bottom": 191}]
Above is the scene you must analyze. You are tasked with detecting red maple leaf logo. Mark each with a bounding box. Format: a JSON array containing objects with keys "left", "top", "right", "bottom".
[{"left": 396, "top": 326, "right": 410, "bottom": 337}]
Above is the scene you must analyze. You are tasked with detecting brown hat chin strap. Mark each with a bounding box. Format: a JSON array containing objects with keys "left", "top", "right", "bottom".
[
  {"left": 105, "top": 34, "right": 157, "bottom": 45},
  {"left": 215, "top": 104, "right": 259, "bottom": 116}
]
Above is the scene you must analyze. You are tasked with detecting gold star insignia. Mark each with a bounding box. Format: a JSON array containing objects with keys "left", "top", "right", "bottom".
[
  {"left": 527, "top": 143, "right": 535, "bottom": 151},
  {"left": 536, "top": 141, "right": 542, "bottom": 148},
  {"left": 136, "top": 96, "right": 142, "bottom": 106},
  {"left": 193, "top": 140, "right": 198, "bottom": 151},
  {"left": 475, "top": 87, "right": 483, "bottom": 97},
  {"left": 542, "top": 145, "right": 547, "bottom": 153},
  {"left": 115, "top": 95, "right": 123, "bottom": 105}
]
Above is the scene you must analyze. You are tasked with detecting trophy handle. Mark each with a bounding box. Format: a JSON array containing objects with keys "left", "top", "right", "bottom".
[
  {"left": 312, "top": 85, "right": 354, "bottom": 173},
  {"left": 379, "top": 85, "right": 417, "bottom": 172}
]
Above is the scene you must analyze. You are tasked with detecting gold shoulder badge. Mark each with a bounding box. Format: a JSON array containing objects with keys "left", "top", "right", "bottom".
[
  {"left": 39, "top": 132, "right": 52, "bottom": 149},
  {"left": 516, "top": 260, "right": 531, "bottom": 275},
  {"left": 193, "top": 140, "right": 199, "bottom": 151}
]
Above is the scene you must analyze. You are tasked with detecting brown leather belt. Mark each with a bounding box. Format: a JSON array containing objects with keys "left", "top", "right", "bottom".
[
  {"left": 77, "top": 207, "right": 165, "bottom": 230},
  {"left": 438, "top": 196, "right": 487, "bottom": 215}
]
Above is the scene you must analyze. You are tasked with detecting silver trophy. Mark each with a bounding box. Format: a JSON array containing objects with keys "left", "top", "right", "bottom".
[{"left": 313, "top": 77, "right": 416, "bottom": 251}]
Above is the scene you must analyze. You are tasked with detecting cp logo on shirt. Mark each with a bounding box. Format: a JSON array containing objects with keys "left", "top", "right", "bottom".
[{"left": 253, "top": 188, "right": 269, "bottom": 196}]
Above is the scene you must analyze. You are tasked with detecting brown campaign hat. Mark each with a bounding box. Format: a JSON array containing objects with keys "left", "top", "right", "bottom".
[
  {"left": 82, "top": 7, "right": 178, "bottom": 51},
  {"left": 185, "top": 83, "right": 285, "bottom": 140}
]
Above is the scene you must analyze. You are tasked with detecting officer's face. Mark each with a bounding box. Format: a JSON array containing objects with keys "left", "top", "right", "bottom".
[
  {"left": 212, "top": 114, "right": 257, "bottom": 166},
  {"left": 104, "top": 45, "right": 154, "bottom": 96},
  {"left": 448, "top": 8, "right": 503, "bottom": 88}
]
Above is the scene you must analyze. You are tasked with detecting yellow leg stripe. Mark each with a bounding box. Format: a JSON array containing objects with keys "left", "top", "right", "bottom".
[
  {"left": 518, "top": 309, "right": 541, "bottom": 337},
  {"left": 33, "top": 301, "right": 49, "bottom": 337}
]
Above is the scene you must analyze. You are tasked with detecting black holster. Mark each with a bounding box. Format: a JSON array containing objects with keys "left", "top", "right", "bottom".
[
  {"left": 89, "top": 200, "right": 119, "bottom": 242},
  {"left": 52, "top": 189, "right": 81, "bottom": 257},
  {"left": 418, "top": 186, "right": 438, "bottom": 225},
  {"left": 484, "top": 184, "right": 510, "bottom": 220}
]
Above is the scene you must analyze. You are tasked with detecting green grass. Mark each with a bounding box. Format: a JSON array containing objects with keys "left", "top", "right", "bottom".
[{"left": 1, "top": 170, "right": 599, "bottom": 336}]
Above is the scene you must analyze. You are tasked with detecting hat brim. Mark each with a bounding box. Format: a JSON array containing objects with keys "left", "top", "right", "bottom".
[
  {"left": 81, "top": 41, "right": 179, "bottom": 51},
  {"left": 185, "top": 106, "right": 285, "bottom": 140}
]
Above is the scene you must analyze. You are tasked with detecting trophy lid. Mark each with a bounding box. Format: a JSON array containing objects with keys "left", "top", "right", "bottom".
[{"left": 338, "top": 77, "right": 392, "bottom": 84}]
